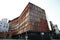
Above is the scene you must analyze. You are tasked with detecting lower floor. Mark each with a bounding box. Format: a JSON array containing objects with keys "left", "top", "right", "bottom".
[
  {"left": 11, "top": 31, "right": 51, "bottom": 40},
  {"left": 0, "top": 31, "right": 60, "bottom": 40}
]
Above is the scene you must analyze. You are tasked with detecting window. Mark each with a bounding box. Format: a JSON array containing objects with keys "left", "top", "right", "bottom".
[
  {"left": 4, "top": 25, "right": 5, "bottom": 27},
  {"left": 25, "top": 12, "right": 29, "bottom": 17},
  {"left": 37, "top": 18, "right": 40, "bottom": 21},
  {"left": 20, "top": 18, "right": 28, "bottom": 27},
  {"left": 31, "top": 22, "right": 34, "bottom": 26},
  {"left": 25, "top": 23, "right": 28, "bottom": 27},
  {"left": 30, "top": 11, "right": 40, "bottom": 18}
]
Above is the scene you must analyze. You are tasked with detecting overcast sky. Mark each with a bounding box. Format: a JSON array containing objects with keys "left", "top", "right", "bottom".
[{"left": 0, "top": 0, "right": 60, "bottom": 30}]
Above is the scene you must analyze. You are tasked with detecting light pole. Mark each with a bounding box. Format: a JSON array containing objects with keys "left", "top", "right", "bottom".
[
  {"left": 41, "top": 32, "right": 44, "bottom": 40},
  {"left": 25, "top": 32, "right": 28, "bottom": 40}
]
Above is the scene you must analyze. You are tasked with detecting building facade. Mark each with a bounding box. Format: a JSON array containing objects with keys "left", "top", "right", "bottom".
[
  {"left": 9, "top": 2, "right": 51, "bottom": 40},
  {"left": 0, "top": 18, "right": 9, "bottom": 32}
]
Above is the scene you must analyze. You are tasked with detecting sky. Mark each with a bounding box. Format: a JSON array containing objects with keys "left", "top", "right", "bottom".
[{"left": 0, "top": 0, "right": 60, "bottom": 30}]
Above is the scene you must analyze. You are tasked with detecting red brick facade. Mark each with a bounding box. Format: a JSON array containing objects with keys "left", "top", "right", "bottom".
[{"left": 9, "top": 2, "right": 50, "bottom": 36}]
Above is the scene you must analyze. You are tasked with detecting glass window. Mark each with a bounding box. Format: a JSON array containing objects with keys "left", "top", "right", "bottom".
[
  {"left": 4, "top": 25, "right": 5, "bottom": 27},
  {"left": 31, "top": 22, "right": 34, "bottom": 26}
]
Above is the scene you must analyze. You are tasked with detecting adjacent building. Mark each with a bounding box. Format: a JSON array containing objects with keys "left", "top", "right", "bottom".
[
  {"left": 0, "top": 18, "right": 9, "bottom": 32},
  {"left": 0, "top": 18, "right": 9, "bottom": 38},
  {"left": 50, "top": 21, "right": 60, "bottom": 39}
]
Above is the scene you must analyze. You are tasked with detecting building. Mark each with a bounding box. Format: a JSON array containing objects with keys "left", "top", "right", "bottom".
[
  {"left": 50, "top": 21, "right": 60, "bottom": 39},
  {"left": 0, "top": 18, "right": 9, "bottom": 32},
  {"left": 0, "top": 18, "right": 9, "bottom": 38},
  {"left": 53, "top": 25, "right": 60, "bottom": 34},
  {"left": 50, "top": 21, "right": 60, "bottom": 34},
  {"left": 9, "top": 2, "right": 51, "bottom": 40}
]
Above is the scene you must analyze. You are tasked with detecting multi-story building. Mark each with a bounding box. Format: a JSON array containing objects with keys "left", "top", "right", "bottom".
[
  {"left": 50, "top": 21, "right": 60, "bottom": 34},
  {"left": 0, "top": 18, "right": 9, "bottom": 38},
  {"left": 0, "top": 18, "right": 9, "bottom": 32},
  {"left": 9, "top": 2, "right": 51, "bottom": 40},
  {"left": 50, "top": 21, "right": 60, "bottom": 39}
]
